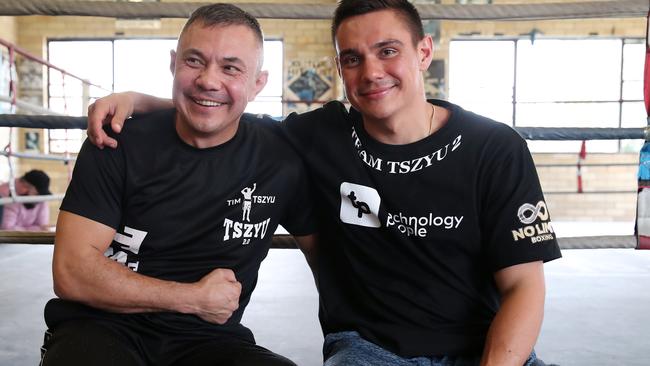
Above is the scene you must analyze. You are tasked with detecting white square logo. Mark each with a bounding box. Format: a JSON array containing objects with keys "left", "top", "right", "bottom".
[{"left": 340, "top": 182, "right": 381, "bottom": 228}]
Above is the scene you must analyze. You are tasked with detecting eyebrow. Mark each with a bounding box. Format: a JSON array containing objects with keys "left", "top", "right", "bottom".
[
  {"left": 374, "top": 39, "right": 403, "bottom": 49},
  {"left": 182, "top": 48, "right": 204, "bottom": 58},
  {"left": 222, "top": 56, "right": 246, "bottom": 67},
  {"left": 338, "top": 39, "right": 404, "bottom": 58}
]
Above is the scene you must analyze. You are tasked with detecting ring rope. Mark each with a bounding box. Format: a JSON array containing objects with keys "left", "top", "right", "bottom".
[
  {"left": 0, "top": 0, "right": 646, "bottom": 20},
  {"left": 0, "top": 115, "right": 646, "bottom": 141},
  {"left": 0, "top": 150, "right": 76, "bottom": 163}
]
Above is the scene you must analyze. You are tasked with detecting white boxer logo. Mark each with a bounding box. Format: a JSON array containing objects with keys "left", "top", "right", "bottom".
[
  {"left": 340, "top": 182, "right": 381, "bottom": 228},
  {"left": 517, "top": 201, "right": 548, "bottom": 224}
]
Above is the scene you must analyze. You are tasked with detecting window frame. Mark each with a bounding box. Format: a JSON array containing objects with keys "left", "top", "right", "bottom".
[{"left": 448, "top": 36, "right": 645, "bottom": 153}]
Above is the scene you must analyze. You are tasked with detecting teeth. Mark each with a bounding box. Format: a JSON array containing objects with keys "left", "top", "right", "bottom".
[{"left": 195, "top": 100, "right": 223, "bottom": 107}]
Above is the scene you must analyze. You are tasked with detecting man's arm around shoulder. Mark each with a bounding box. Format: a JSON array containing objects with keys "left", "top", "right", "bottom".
[
  {"left": 87, "top": 91, "right": 173, "bottom": 149},
  {"left": 481, "top": 261, "right": 545, "bottom": 366},
  {"left": 53, "top": 210, "right": 241, "bottom": 324}
]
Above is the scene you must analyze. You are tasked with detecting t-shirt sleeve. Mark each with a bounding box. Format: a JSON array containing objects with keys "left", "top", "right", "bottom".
[
  {"left": 479, "top": 128, "right": 561, "bottom": 271},
  {"left": 281, "top": 111, "right": 315, "bottom": 156},
  {"left": 279, "top": 158, "right": 317, "bottom": 236},
  {"left": 60, "top": 135, "right": 125, "bottom": 229},
  {"left": 281, "top": 101, "right": 348, "bottom": 157}
]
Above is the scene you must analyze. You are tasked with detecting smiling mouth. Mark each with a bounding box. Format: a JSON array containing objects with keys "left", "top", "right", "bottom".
[
  {"left": 193, "top": 99, "right": 225, "bottom": 107},
  {"left": 360, "top": 86, "right": 394, "bottom": 98}
]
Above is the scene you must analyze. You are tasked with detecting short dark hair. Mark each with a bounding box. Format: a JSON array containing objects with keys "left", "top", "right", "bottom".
[
  {"left": 182, "top": 3, "right": 264, "bottom": 47},
  {"left": 332, "top": 0, "right": 424, "bottom": 46},
  {"left": 22, "top": 169, "right": 51, "bottom": 195}
]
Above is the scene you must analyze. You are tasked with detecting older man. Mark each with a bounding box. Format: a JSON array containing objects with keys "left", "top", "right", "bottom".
[{"left": 42, "top": 4, "right": 315, "bottom": 366}]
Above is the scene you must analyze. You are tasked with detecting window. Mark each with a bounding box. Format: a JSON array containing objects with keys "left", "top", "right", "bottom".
[
  {"left": 245, "top": 40, "right": 284, "bottom": 118},
  {"left": 47, "top": 38, "right": 283, "bottom": 152},
  {"left": 449, "top": 38, "right": 645, "bottom": 153}
]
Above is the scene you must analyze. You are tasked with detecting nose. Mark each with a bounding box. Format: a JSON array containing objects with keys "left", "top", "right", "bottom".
[
  {"left": 195, "top": 63, "right": 223, "bottom": 91},
  {"left": 360, "top": 56, "right": 384, "bottom": 82}
]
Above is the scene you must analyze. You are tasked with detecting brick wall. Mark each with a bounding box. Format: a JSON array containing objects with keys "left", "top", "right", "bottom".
[{"left": 0, "top": 17, "right": 16, "bottom": 43}]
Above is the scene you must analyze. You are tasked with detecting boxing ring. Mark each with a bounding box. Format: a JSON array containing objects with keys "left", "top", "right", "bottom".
[{"left": 0, "top": 2, "right": 649, "bottom": 366}]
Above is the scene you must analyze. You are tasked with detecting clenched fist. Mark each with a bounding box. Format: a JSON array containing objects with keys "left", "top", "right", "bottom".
[{"left": 191, "top": 268, "right": 242, "bottom": 325}]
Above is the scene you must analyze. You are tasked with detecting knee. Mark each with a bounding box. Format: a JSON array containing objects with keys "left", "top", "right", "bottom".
[
  {"left": 40, "top": 321, "right": 142, "bottom": 366},
  {"left": 323, "top": 333, "right": 375, "bottom": 366}
]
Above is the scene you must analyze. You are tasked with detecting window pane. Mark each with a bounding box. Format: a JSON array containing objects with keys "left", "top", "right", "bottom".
[
  {"left": 620, "top": 101, "right": 646, "bottom": 152},
  {"left": 449, "top": 40, "right": 515, "bottom": 112},
  {"left": 250, "top": 41, "right": 283, "bottom": 116},
  {"left": 449, "top": 40, "right": 515, "bottom": 101},
  {"left": 48, "top": 96, "right": 84, "bottom": 116},
  {"left": 49, "top": 129, "right": 83, "bottom": 140},
  {"left": 622, "top": 42, "right": 645, "bottom": 82},
  {"left": 246, "top": 96, "right": 282, "bottom": 118},
  {"left": 48, "top": 41, "right": 113, "bottom": 93},
  {"left": 258, "top": 40, "right": 283, "bottom": 98},
  {"left": 463, "top": 102, "right": 513, "bottom": 126},
  {"left": 48, "top": 76, "right": 83, "bottom": 98},
  {"left": 48, "top": 41, "right": 113, "bottom": 120},
  {"left": 49, "top": 138, "right": 83, "bottom": 154},
  {"left": 621, "top": 101, "right": 647, "bottom": 128},
  {"left": 516, "top": 102, "right": 619, "bottom": 128},
  {"left": 516, "top": 39, "right": 622, "bottom": 102},
  {"left": 0, "top": 102, "right": 11, "bottom": 113},
  {"left": 48, "top": 128, "right": 84, "bottom": 154},
  {"left": 622, "top": 80, "right": 643, "bottom": 101},
  {"left": 114, "top": 39, "right": 177, "bottom": 99},
  {"left": 622, "top": 42, "right": 645, "bottom": 101}
]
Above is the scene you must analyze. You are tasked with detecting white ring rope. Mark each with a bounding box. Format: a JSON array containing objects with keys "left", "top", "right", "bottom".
[
  {"left": 0, "top": 95, "right": 64, "bottom": 116},
  {"left": 0, "top": 150, "right": 76, "bottom": 163},
  {"left": 0, "top": 194, "right": 65, "bottom": 206}
]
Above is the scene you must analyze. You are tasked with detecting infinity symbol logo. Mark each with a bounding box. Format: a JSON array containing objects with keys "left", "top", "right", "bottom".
[{"left": 517, "top": 201, "right": 548, "bottom": 224}]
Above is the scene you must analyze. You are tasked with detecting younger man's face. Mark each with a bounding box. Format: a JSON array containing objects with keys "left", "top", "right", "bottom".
[{"left": 335, "top": 10, "right": 432, "bottom": 122}]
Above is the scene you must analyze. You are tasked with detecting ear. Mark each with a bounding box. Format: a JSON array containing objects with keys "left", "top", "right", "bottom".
[
  {"left": 418, "top": 35, "right": 434, "bottom": 72},
  {"left": 249, "top": 70, "right": 269, "bottom": 101},
  {"left": 169, "top": 49, "right": 177, "bottom": 75}
]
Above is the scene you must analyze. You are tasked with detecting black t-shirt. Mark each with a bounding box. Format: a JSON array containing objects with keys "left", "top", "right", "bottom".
[
  {"left": 52, "top": 109, "right": 315, "bottom": 341},
  {"left": 282, "top": 99, "right": 561, "bottom": 357}
]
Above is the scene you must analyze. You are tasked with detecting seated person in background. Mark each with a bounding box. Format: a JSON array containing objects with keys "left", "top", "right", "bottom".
[
  {"left": 40, "top": 4, "right": 316, "bottom": 366},
  {"left": 0, "top": 169, "right": 51, "bottom": 231}
]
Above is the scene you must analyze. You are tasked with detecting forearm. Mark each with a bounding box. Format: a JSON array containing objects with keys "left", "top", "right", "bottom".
[
  {"left": 53, "top": 211, "right": 198, "bottom": 315},
  {"left": 53, "top": 246, "right": 197, "bottom": 315},
  {"left": 127, "top": 91, "right": 173, "bottom": 114},
  {"left": 480, "top": 279, "right": 545, "bottom": 366}
]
